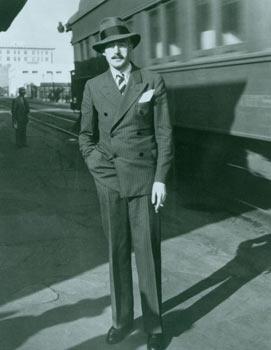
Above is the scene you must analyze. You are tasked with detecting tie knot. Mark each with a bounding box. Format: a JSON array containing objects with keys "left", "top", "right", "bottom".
[
  {"left": 116, "top": 73, "right": 125, "bottom": 84},
  {"left": 116, "top": 73, "right": 126, "bottom": 94}
]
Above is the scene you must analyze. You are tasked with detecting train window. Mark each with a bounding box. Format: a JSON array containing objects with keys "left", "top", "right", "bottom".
[
  {"left": 222, "top": 0, "right": 243, "bottom": 45},
  {"left": 192, "top": 0, "right": 245, "bottom": 55},
  {"left": 149, "top": 8, "right": 163, "bottom": 59},
  {"left": 165, "top": 0, "right": 182, "bottom": 56},
  {"left": 126, "top": 19, "right": 133, "bottom": 32},
  {"left": 195, "top": 0, "right": 215, "bottom": 50},
  {"left": 79, "top": 41, "right": 85, "bottom": 61},
  {"left": 88, "top": 36, "right": 97, "bottom": 58},
  {"left": 84, "top": 39, "right": 89, "bottom": 59},
  {"left": 74, "top": 43, "right": 81, "bottom": 62},
  {"left": 94, "top": 33, "right": 103, "bottom": 56},
  {"left": 86, "top": 37, "right": 91, "bottom": 58}
]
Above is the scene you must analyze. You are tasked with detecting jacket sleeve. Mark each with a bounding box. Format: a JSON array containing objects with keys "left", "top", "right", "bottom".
[
  {"left": 79, "top": 80, "right": 98, "bottom": 159},
  {"left": 153, "top": 74, "right": 173, "bottom": 184}
]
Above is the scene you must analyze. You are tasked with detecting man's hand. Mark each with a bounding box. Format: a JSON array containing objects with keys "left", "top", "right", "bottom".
[{"left": 151, "top": 182, "right": 167, "bottom": 213}]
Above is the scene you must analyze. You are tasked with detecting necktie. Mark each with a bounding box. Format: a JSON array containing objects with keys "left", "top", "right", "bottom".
[{"left": 116, "top": 73, "right": 126, "bottom": 94}]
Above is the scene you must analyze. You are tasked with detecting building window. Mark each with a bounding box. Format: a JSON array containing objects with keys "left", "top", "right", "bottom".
[
  {"left": 24, "top": 57, "right": 27, "bottom": 61},
  {"left": 22, "top": 71, "right": 28, "bottom": 73},
  {"left": 45, "top": 57, "right": 49, "bottom": 61},
  {"left": 32, "top": 71, "right": 38, "bottom": 73},
  {"left": 165, "top": 0, "right": 182, "bottom": 56},
  {"left": 24, "top": 50, "right": 27, "bottom": 54},
  {"left": 149, "top": 8, "right": 163, "bottom": 59},
  {"left": 7, "top": 57, "right": 10, "bottom": 61},
  {"left": 56, "top": 71, "right": 62, "bottom": 74},
  {"left": 7, "top": 50, "right": 10, "bottom": 54}
]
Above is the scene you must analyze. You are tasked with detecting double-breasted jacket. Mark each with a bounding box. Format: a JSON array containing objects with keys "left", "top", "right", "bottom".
[{"left": 79, "top": 65, "right": 173, "bottom": 198}]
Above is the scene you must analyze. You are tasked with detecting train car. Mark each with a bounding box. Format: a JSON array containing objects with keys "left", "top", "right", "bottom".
[{"left": 67, "top": 0, "right": 271, "bottom": 210}]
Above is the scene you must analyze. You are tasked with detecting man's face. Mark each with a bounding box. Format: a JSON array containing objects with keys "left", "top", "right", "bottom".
[{"left": 103, "top": 39, "right": 132, "bottom": 71}]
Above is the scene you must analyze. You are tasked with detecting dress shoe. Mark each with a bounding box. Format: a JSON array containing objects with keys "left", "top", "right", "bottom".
[
  {"left": 147, "top": 333, "right": 164, "bottom": 350},
  {"left": 106, "top": 323, "right": 133, "bottom": 344}
]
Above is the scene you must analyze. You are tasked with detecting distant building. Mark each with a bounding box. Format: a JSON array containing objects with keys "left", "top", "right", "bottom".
[
  {"left": 0, "top": 46, "right": 71, "bottom": 96},
  {"left": 0, "top": 65, "right": 9, "bottom": 95},
  {"left": 0, "top": 46, "right": 54, "bottom": 64}
]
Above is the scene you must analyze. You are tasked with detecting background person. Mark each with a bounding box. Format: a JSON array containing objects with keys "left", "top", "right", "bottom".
[{"left": 11, "top": 87, "right": 29, "bottom": 147}]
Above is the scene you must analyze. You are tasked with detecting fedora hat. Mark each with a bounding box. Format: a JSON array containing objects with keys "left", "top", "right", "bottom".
[{"left": 93, "top": 17, "right": 141, "bottom": 53}]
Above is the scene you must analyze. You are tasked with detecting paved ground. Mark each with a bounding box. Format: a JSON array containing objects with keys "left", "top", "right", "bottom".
[{"left": 0, "top": 111, "right": 271, "bottom": 350}]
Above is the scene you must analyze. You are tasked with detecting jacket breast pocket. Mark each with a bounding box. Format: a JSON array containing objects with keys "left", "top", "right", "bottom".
[{"left": 135, "top": 102, "right": 152, "bottom": 117}]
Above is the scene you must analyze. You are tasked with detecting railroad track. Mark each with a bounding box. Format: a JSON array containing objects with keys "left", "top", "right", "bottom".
[{"left": 30, "top": 110, "right": 79, "bottom": 137}]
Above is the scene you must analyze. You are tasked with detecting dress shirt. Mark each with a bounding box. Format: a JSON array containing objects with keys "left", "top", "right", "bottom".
[{"left": 110, "top": 63, "right": 132, "bottom": 87}]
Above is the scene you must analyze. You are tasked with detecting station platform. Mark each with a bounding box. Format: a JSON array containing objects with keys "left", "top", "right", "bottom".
[{"left": 0, "top": 110, "right": 271, "bottom": 350}]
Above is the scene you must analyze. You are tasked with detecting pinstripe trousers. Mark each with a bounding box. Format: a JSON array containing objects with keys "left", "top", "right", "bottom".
[{"left": 95, "top": 180, "right": 163, "bottom": 334}]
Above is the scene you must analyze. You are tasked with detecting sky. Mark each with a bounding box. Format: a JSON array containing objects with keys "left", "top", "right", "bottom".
[{"left": 0, "top": 0, "right": 80, "bottom": 66}]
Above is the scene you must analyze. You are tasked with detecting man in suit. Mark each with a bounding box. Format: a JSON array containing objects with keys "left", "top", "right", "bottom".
[
  {"left": 11, "top": 87, "right": 29, "bottom": 147},
  {"left": 79, "top": 17, "right": 173, "bottom": 350}
]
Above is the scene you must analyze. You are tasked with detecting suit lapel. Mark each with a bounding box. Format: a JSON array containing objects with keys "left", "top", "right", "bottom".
[
  {"left": 111, "top": 66, "right": 147, "bottom": 131},
  {"left": 99, "top": 70, "right": 122, "bottom": 108}
]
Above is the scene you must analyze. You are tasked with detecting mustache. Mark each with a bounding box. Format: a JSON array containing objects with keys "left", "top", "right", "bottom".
[{"left": 112, "top": 54, "right": 124, "bottom": 59}]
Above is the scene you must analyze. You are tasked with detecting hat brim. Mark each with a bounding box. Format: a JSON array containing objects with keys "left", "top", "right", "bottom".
[{"left": 92, "top": 33, "right": 141, "bottom": 53}]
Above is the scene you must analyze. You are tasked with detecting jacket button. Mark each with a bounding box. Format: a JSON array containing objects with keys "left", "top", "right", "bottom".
[
  {"left": 104, "top": 112, "right": 108, "bottom": 116},
  {"left": 113, "top": 153, "right": 117, "bottom": 158},
  {"left": 139, "top": 152, "right": 144, "bottom": 157},
  {"left": 137, "top": 131, "right": 142, "bottom": 136}
]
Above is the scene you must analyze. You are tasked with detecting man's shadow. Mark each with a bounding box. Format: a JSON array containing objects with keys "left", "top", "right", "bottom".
[
  {"left": 161, "top": 233, "right": 271, "bottom": 348},
  {"left": 0, "top": 296, "right": 110, "bottom": 350}
]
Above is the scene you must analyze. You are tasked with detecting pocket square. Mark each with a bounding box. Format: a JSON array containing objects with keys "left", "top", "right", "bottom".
[{"left": 138, "top": 89, "right": 155, "bottom": 103}]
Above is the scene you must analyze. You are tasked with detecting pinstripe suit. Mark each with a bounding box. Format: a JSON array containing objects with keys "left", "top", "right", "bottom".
[{"left": 79, "top": 65, "right": 173, "bottom": 333}]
